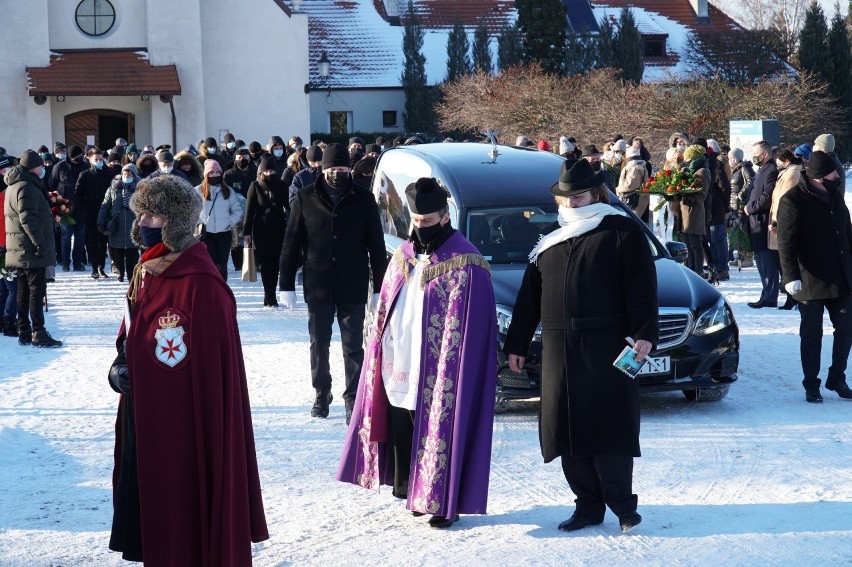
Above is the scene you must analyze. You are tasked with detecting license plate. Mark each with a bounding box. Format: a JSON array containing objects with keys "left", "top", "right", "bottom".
[{"left": 638, "top": 356, "right": 671, "bottom": 375}]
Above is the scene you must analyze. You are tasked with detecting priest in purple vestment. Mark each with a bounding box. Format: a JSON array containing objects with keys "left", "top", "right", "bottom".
[{"left": 337, "top": 177, "right": 497, "bottom": 529}]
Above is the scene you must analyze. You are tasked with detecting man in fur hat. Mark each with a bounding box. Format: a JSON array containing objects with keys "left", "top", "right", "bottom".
[
  {"left": 504, "top": 159, "right": 658, "bottom": 533},
  {"left": 337, "top": 177, "right": 497, "bottom": 529},
  {"left": 107, "top": 174, "right": 268, "bottom": 563}
]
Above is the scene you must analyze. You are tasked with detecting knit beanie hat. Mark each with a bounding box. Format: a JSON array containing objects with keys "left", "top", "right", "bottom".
[
  {"left": 204, "top": 137, "right": 217, "bottom": 149},
  {"left": 223, "top": 133, "right": 235, "bottom": 143},
  {"left": 258, "top": 154, "right": 277, "bottom": 174},
  {"left": 665, "top": 148, "right": 679, "bottom": 162},
  {"left": 130, "top": 175, "right": 202, "bottom": 251},
  {"left": 814, "top": 134, "right": 835, "bottom": 153},
  {"left": 516, "top": 135, "right": 531, "bottom": 147},
  {"left": 19, "top": 149, "right": 45, "bottom": 170},
  {"left": 728, "top": 148, "right": 744, "bottom": 161},
  {"left": 807, "top": 151, "right": 836, "bottom": 179},
  {"left": 612, "top": 139, "right": 628, "bottom": 153},
  {"left": 794, "top": 143, "right": 812, "bottom": 159},
  {"left": 68, "top": 145, "right": 84, "bottom": 159},
  {"left": 684, "top": 144, "right": 705, "bottom": 161},
  {"left": 322, "top": 143, "right": 350, "bottom": 169},
  {"left": 306, "top": 146, "right": 323, "bottom": 163},
  {"left": 121, "top": 163, "right": 139, "bottom": 178},
  {"left": 626, "top": 142, "right": 642, "bottom": 159},
  {"left": 707, "top": 139, "right": 721, "bottom": 154},
  {"left": 248, "top": 141, "right": 262, "bottom": 154},
  {"left": 203, "top": 159, "right": 222, "bottom": 177},
  {"left": 537, "top": 139, "right": 551, "bottom": 151},
  {"left": 559, "top": 136, "right": 574, "bottom": 155}
]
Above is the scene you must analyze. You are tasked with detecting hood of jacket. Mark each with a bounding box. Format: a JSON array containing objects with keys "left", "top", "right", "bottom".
[
  {"left": 4, "top": 165, "right": 41, "bottom": 188},
  {"left": 174, "top": 151, "right": 203, "bottom": 178}
]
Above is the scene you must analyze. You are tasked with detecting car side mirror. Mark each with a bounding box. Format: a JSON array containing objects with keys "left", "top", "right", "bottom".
[{"left": 665, "top": 241, "right": 689, "bottom": 264}]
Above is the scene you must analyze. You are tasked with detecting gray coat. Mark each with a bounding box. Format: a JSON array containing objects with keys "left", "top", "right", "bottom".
[
  {"left": 97, "top": 178, "right": 138, "bottom": 249},
  {"left": 3, "top": 166, "right": 57, "bottom": 269}
]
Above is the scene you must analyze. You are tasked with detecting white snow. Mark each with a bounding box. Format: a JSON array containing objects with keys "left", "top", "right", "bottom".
[{"left": 2, "top": 183, "right": 852, "bottom": 565}]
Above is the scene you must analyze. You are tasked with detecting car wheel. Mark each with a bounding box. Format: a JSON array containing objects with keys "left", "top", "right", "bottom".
[{"left": 682, "top": 384, "right": 730, "bottom": 402}]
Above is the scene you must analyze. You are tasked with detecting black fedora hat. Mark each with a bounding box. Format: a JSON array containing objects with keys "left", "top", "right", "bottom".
[
  {"left": 580, "top": 144, "right": 602, "bottom": 157},
  {"left": 550, "top": 158, "right": 605, "bottom": 196}
]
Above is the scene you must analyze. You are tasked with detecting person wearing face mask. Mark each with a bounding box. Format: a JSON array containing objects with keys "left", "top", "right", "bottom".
[
  {"left": 97, "top": 164, "right": 140, "bottom": 282},
  {"left": 198, "top": 137, "right": 229, "bottom": 171},
  {"left": 288, "top": 145, "right": 323, "bottom": 206},
  {"left": 744, "top": 140, "right": 780, "bottom": 308},
  {"left": 222, "top": 132, "right": 238, "bottom": 164},
  {"left": 603, "top": 139, "right": 627, "bottom": 179},
  {"left": 727, "top": 148, "right": 755, "bottom": 268},
  {"left": 768, "top": 149, "right": 803, "bottom": 310},
  {"left": 266, "top": 136, "right": 288, "bottom": 176},
  {"left": 223, "top": 147, "right": 255, "bottom": 198},
  {"left": 287, "top": 136, "right": 304, "bottom": 157},
  {"left": 338, "top": 176, "right": 497, "bottom": 530},
  {"left": 504, "top": 158, "right": 658, "bottom": 534},
  {"left": 581, "top": 145, "right": 615, "bottom": 193},
  {"left": 279, "top": 143, "right": 387, "bottom": 421},
  {"left": 777, "top": 150, "right": 852, "bottom": 404},
  {"left": 107, "top": 174, "right": 268, "bottom": 563},
  {"left": 49, "top": 144, "right": 88, "bottom": 271},
  {"left": 173, "top": 151, "right": 203, "bottom": 187},
  {"left": 147, "top": 151, "right": 189, "bottom": 183},
  {"left": 669, "top": 132, "right": 690, "bottom": 156},
  {"left": 75, "top": 147, "right": 114, "bottom": 279},
  {"left": 247, "top": 141, "right": 264, "bottom": 168},
  {"left": 3, "top": 150, "right": 62, "bottom": 347},
  {"left": 194, "top": 160, "right": 244, "bottom": 282}
]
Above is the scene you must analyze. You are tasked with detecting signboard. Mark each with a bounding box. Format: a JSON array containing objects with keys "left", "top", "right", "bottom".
[
  {"left": 729, "top": 120, "right": 780, "bottom": 153},
  {"left": 86, "top": 135, "right": 95, "bottom": 146}
]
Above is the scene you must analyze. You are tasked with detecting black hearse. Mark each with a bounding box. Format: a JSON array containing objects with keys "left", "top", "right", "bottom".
[{"left": 369, "top": 141, "right": 739, "bottom": 405}]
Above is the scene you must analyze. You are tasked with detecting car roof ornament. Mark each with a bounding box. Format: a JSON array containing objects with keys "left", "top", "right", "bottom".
[{"left": 481, "top": 129, "right": 500, "bottom": 164}]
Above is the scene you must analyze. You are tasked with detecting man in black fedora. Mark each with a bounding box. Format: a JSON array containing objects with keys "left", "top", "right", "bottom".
[
  {"left": 504, "top": 158, "right": 658, "bottom": 533},
  {"left": 581, "top": 144, "right": 615, "bottom": 192}
]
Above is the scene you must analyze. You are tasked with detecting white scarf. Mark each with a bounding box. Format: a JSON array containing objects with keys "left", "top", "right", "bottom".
[{"left": 528, "top": 202, "right": 627, "bottom": 264}]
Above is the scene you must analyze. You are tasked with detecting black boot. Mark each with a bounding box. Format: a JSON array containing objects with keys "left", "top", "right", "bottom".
[
  {"left": 778, "top": 293, "right": 797, "bottom": 311},
  {"left": 17, "top": 324, "right": 32, "bottom": 346},
  {"left": 826, "top": 382, "right": 852, "bottom": 399},
  {"left": 98, "top": 267, "right": 109, "bottom": 278},
  {"left": 310, "top": 390, "right": 333, "bottom": 418},
  {"left": 2, "top": 316, "right": 18, "bottom": 337},
  {"left": 31, "top": 328, "right": 63, "bottom": 348}
]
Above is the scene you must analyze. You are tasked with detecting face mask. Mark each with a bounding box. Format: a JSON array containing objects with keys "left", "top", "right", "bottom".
[
  {"left": 235, "top": 159, "right": 248, "bottom": 169},
  {"left": 207, "top": 148, "right": 216, "bottom": 155},
  {"left": 291, "top": 144, "right": 301, "bottom": 151},
  {"left": 325, "top": 170, "right": 348, "bottom": 189},
  {"left": 227, "top": 142, "right": 236, "bottom": 150},
  {"left": 58, "top": 153, "right": 67, "bottom": 161},
  {"left": 676, "top": 144, "right": 686, "bottom": 152},
  {"left": 139, "top": 226, "right": 163, "bottom": 247},
  {"left": 38, "top": 168, "right": 46, "bottom": 179},
  {"left": 273, "top": 149, "right": 284, "bottom": 158},
  {"left": 415, "top": 222, "right": 444, "bottom": 245},
  {"left": 121, "top": 176, "right": 133, "bottom": 184},
  {"left": 208, "top": 176, "right": 222, "bottom": 186},
  {"left": 93, "top": 161, "right": 104, "bottom": 169},
  {"left": 160, "top": 166, "right": 173, "bottom": 174}
]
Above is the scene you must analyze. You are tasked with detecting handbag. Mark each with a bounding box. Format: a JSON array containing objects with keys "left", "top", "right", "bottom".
[
  {"left": 195, "top": 191, "right": 219, "bottom": 241},
  {"left": 241, "top": 243, "right": 257, "bottom": 282}
]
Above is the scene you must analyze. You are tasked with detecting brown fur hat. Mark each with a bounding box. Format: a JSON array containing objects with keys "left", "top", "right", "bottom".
[{"left": 129, "top": 175, "right": 202, "bottom": 251}]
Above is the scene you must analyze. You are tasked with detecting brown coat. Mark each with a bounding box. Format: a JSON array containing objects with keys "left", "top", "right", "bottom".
[{"left": 616, "top": 159, "right": 650, "bottom": 218}]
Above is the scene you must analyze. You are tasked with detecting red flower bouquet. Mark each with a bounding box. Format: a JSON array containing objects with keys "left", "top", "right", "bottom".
[
  {"left": 48, "top": 191, "right": 75, "bottom": 225},
  {"left": 642, "top": 168, "right": 703, "bottom": 198}
]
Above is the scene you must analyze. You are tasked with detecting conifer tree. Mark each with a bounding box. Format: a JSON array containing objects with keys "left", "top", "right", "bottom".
[
  {"left": 446, "top": 19, "right": 472, "bottom": 82},
  {"left": 828, "top": 8, "right": 852, "bottom": 157},
  {"left": 613, "top": 7, "right": 644, "bottom": 83},
  {"left": 595, "top": 17, "right": 616, "bottom": 69},
  {"left": 401, "top": 0, "right": 435, "bottom": 133},
  {"left": 472, "top": 19, "right": 493, "bottom": 74},
  {"left": 514, "top": 0, "right": 567, "bottom": 74},
  {"left": 497, "top": 24, "right": 523, "bottom": 70},
  {"left": 797, "top": 3, "right": 832, "bottom": 80}
]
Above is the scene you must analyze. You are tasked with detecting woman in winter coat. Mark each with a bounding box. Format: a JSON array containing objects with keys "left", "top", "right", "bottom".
[
  {"left": 243, "top": 155, "right": 289, "bottom": 307},
  {"left": 281, "top": 147, "right": 305, "bottom": 191},
  {"left": 97, "top": 164, "right": 140, "bottom": 282},
  {"left": 135, "top": 154, "right": 158, "bottom": 179},
  {"left": 195, "top": 160, "right": 244, "bottom": 282},
  {"left": 174, "top": 151, "right": 203, "bottom": 187},
  {"left": 616, "top": 142, "right": 650, "bottom": 223},
  {"left": 770, "top": 149, "right": 803, "bottom": 309},
  {"left": 670, "top": 144, "right": 709, "bottom": 275}
]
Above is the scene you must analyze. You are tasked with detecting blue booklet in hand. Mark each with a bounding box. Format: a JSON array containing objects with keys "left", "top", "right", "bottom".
[{"left": 613, "top": 338, "right": 643, "bottom": 379}]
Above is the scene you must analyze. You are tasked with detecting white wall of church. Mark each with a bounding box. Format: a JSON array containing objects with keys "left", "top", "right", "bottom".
[
  {"left": 0, "top": 0, "right": 52, "bottom": 154},
  {"left": 47, "top": 0, "right": 148, "bottom": 50}
]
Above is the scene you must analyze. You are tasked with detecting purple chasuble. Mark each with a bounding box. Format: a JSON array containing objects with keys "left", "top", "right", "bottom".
[{"left": 336, "top": 231, "right": 497, "bottom": 517}]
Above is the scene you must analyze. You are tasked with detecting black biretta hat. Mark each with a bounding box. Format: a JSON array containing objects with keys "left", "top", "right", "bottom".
[
  {"left": 550, "top": 158, "right": 605, "bottom": 197},
  {"left": 405, "top": 177, "right": 448, "bottom": 214}
]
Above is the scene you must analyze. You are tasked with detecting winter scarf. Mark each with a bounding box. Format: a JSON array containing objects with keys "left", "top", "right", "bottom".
[{"left": 528, "top": 202, "right": 627, "bottom": 264}]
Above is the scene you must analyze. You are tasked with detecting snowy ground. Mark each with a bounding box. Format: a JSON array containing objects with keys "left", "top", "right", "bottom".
[{"left": 2, "top": 193, "right": 852, "bottom": 566}]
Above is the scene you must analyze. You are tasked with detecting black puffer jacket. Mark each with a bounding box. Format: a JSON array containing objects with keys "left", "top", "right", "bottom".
[
  {"left": 3, "top": 166, "right": 56, "bottom": 269},
  {"left": 730, "top": 161, "right": 754, "bottom": 211}
]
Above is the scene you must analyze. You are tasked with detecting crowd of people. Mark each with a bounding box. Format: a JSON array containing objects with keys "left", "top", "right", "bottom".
[{"left": 2, "top": 125, "right": 850, "bottom": 561}]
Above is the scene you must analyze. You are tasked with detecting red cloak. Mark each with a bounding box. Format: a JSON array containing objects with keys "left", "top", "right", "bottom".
[{"left": 116, "top": 241, "right": 268, "bottom": 565}]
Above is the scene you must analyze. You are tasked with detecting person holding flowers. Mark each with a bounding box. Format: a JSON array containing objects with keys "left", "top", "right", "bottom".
[{"left": 668, "top": 144, "right": 709, "bottom": 275}]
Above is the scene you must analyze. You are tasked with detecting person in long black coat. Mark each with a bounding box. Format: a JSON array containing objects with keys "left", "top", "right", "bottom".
[
  {"left": 777, "top": 151, "right": 852, "bottom": 403},
  {"left": 504, "top": 159, "right": 658, "bottom": 534},
  {"left": 243, "top": 155, "right": 290, "bottom": 307}
]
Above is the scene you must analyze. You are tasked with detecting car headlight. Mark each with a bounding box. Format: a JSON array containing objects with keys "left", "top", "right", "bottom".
[
  {"left": 496, "top": 304, "right": 513, "bottom": 335},
  {"left": 693, "top": 296, "right": 733, "bottom": 336}
]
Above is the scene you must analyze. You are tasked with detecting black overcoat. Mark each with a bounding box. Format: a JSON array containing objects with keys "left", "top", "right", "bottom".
[
  {"left": 777, "top": 177, "right": 852, "bottom": 301},
  {"left": 243, "top": 178, "right": 289, "bottom": 257},
  {"left": 279, "top": 177, "right": 387, "bottom": 305},
  {"left": 503, "top": 215, "right": 659, "bottom": 462}
]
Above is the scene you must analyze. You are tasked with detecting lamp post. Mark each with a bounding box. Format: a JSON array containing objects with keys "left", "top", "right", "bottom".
[{"left": 304, "top": 51, "right": 331, "bottom": 94}]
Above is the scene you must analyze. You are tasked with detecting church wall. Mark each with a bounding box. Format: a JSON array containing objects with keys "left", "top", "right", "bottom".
[{"left": 47, "top": 0, "right": 147, "bottom": 51}]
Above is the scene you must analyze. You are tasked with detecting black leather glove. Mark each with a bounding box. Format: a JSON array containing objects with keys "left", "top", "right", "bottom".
[{"left": 109, "top": 364, "right": 131, "bottom": 395}]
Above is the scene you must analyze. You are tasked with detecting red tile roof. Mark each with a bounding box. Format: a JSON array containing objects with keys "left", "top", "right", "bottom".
[
  {"left": 591, "top": 0, "right": 741, "bottom": 34},
  {"left": 399, "top": 0, "right": 517, "bottom": 33},
  {"left": 27, "top": 50, "right": 181, "bottom": 97}
]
